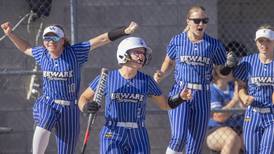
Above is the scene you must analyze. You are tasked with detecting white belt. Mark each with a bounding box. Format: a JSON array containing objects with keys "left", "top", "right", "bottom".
[
  {"left": 250, "top": 106, "right": 272, "bottom": 113},
  {"left": 54, "top": 100, "right": 71, "bottom": 106},
  {"left": 117, "top": 122, "right": 139, "bottom": 128},
  {"left": 45, "top": 96, "right": 76, "bottom": 106},
  {"left": 180, "top": 82, "right": 210, "bottom": 90},
  {"left": 106, "top": 121, "right": 144, "bottom": 129}
]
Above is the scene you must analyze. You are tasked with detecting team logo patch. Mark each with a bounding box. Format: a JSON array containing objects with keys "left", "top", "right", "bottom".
[
  {"left": 244, "top": 116, "right": 251, "bottom": 122},
  {"left": 105, "top": 132, "right": 113, "bottom": 138},
  {"left": 111, "top": 93, "right": 145, "bottom": 103},
  {"left": 43, "top": 70, "right": 73, "bottom": 80},
  {"left": 180, "top": 56, "right": 210, "bottom": 66},
  {"left": 250, "top": 76, "right": 274, "bottom": 86}
]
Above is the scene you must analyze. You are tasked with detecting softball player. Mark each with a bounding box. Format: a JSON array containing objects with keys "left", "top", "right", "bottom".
[
  {"left": 1, "top": 21, "right": 138, "bottom": 154},
  {"left": 153, "top": 5, "right": 235, "bottom": 154},
  {"left": 78, "top": 37, "right": 192, "bottom": 154},
  {"left": 234, "top": 25, "right": 274, "bottom": 154}
]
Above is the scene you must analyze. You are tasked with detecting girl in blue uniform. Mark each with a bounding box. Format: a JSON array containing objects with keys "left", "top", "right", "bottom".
[
  {"left": 206, "top": 70, "right": 244, "bottom": 154},
  {"left": 1, "top": 21, "right": 138, "bottom": 154},
  {"left": 154, "top": 5, "right": 232, "bottom": 154},
  {"left": 78, "top": 37, "right": 192, "bottom": 154},
  {"left": 234, "top": 24, "right": 274, "bottom": 154}
]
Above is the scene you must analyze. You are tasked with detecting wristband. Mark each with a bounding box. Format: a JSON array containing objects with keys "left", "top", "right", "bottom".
[
  {"left": 108, "top": 26, "right": 129, "bottom": 41},
  {"left": 168, "top": 93, "right": 184, "bottom": 109}
]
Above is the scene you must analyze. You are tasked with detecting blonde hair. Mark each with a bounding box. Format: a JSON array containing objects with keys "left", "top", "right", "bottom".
[
  {"left": 183, "top": 5, "right": 206, "bottom": 32},
  {"left": 257, "top": 24, "right": 273, "bottom": 31},
  {"left": 186, "top": 5, "right": 206, "bottom": 19}
]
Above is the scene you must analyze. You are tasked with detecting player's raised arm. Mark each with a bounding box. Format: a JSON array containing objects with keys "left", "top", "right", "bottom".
[
  {"left": 89, "top": 21, "right": 138, "bottom": 50},
  {"left": 153, "top": 55, "right": 175, "bottom": 83},
  {"left": 1, "top": 22, "right": 32, "bottom": 56}
]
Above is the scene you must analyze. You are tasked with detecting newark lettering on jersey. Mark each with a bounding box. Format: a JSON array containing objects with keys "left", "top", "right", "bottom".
[
  {"left": 111, "top": 93, "right": 145, "bottom": 103},
  {"left": 250, "top": 77, "right": 274, "bottom": 86},
  {"left": 43, "top": 71, "right": 73, "bottom": 80},
  {"left": 180, "top": 56, "right": 210, "bottom": 66}
]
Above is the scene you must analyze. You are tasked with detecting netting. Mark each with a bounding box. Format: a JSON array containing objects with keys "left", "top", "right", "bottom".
[{"left": 218, "top": 0, "right": 274, "bottom": 54}]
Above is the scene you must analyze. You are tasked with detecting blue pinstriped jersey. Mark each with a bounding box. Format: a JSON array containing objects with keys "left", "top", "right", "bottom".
[
  {"left": 32, "top": 41, "right": 90, "bottom": 100},
  {"left": 167, "top": 32, "right": 226, "bottom": 84},
  {"left": 89, "top": 70, "right": 162, "bottom": 122},
  {"left": 234, "top": 53, "right": 274, "bottom": 107}
]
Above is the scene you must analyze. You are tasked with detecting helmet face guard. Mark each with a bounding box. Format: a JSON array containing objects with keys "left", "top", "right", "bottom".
[{"left": 117, "top": 37, "right": 152, "bottom": 65}]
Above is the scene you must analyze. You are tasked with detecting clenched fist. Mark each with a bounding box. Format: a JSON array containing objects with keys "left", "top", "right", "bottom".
[
  {"left": 124, "top": 21, "right": 138, "bottom": 35},
  {"left": 180, "top": 88, "right": 192, "bottom": 101},
  {"left": 153, "top": 70, "right": 164, "bottom": 83},
  {"left": 1, "top": 22, "right": 13, "bottom": 36}
]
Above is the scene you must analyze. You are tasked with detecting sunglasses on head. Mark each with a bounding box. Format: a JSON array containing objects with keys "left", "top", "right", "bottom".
[
  {"left": 43, "top": 35, "right": 61, "bottom": 42},
  {"left": 188, "top": 18, "right": 209, "bottom": 24}
]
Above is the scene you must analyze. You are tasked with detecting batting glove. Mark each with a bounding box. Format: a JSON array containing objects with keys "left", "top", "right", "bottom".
[
  {"left": 82, "top": 101, "right": 101, "bottom": 114},
  {"left": 225, "top": 51, "right": 239, "bottom": 68}
]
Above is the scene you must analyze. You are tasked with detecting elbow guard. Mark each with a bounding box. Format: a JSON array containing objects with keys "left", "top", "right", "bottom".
[
  {"left": 168, "top": 94, "right": 184, "bottom": 109},
  {"left": 108, "top": 26, "right": 129, "bottom": 41}
]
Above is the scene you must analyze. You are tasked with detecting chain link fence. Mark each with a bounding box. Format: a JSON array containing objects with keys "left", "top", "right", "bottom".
[{"left": 0, "top": 0, "right": 274, "bottom": 153}]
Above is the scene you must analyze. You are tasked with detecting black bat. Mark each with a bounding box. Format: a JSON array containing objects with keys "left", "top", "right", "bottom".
[{"left": 81, "top": 68, "right": 108, "bottom": 154}]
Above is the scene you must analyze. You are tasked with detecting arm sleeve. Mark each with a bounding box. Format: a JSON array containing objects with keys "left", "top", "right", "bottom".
[
  {"left": 89, "top": 74, "right": 108, "bottom": 96},
  {"left": 233, "top": 59, "right": 249, "bottom": 82},
  {"left": 32, "top": 46, "right": 45, "bottom": 64},
  {"left": 148, "top": 76, "right": 162, "bottom": 96},
  {"left": 210, "top": 88, "right": 224, "bottom": 109},
  {"left": 89, "top": 75, "right": 100, "bottom": 91},
  {"left": 71, "top": 41, "right": 91, "bottom": 65},
  {"left": 212, "top": 42, "right": 226, "bottom": 65}
]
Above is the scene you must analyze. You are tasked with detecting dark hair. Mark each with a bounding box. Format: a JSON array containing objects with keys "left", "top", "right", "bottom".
[
  {"left": 52, "top": 24, "right": 71, "bottom": 47},
  {"left": 225, "top": 41, "right": 247, "bottom": 58}
]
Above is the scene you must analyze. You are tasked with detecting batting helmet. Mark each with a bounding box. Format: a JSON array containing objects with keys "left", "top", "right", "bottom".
[{"left": 117, "top": 37, "right": 152, "bottom": 65}]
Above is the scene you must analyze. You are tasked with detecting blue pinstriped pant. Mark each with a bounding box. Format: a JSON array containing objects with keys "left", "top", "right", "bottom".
[
  {"left": 167, "top": 84, "right": 210, "bottom": 154},
  {"left": 243, "top": 107, "right": 274, "bottom": 154},
  {"left": 99, "top": 125, "right": 150, "bottom": 154},
  {"left": 33, "top": 96, "right": 80, "bottom": 154}
]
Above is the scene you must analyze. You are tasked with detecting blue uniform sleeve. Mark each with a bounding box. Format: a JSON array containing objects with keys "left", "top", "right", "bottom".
[
  {"left": 71, "top": 41, "right": 91, "bottom": 65},
  {"left": 32, "top": 46, "right": 46, "bottom": 64},
  {"left": 167, "top": 37, "right": 177, "bottom": 60},
  {"left": 89, "top": 75, "right": 100, "bottom": 92},
  {"left": 148, "top": 76, "right": 162, "bottom": 96},
  {"left": 233, "top": 59, "right": 249, "bottom": 83},
  {"left": 212, "top": 42, "right": 226, "bottom": 65},
  {"left": 89, "top": 74, "right": 108, "bottom": 96}
]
